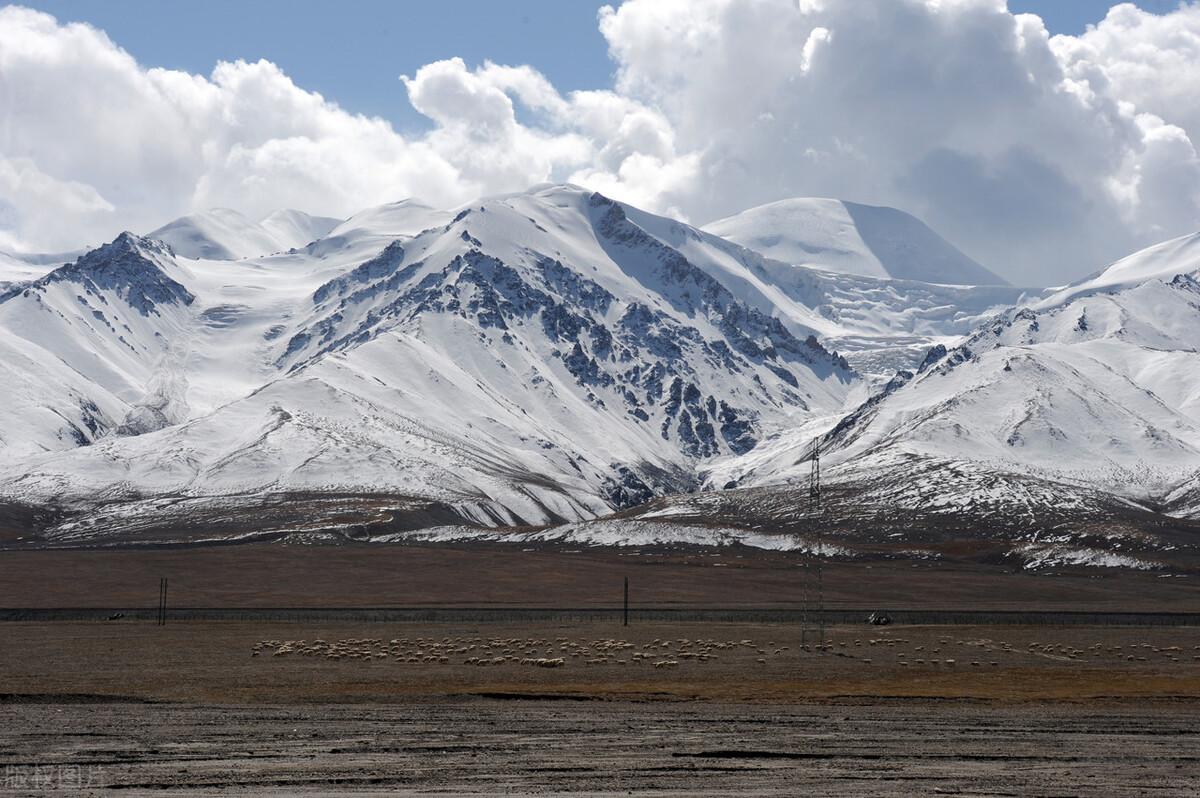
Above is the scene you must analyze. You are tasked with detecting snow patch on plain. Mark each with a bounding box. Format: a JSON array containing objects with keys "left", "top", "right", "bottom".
[
  {"left": 376, "top": 519, "right": 848, "bottom": 554},
  {"left": 1014, "top": 543, "right": 1157, "bottom": 571}
]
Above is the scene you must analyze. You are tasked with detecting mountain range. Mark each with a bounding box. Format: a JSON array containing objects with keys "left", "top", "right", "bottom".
[{"left": 1, "top": 184, "right": 1197, "bottom": 571}]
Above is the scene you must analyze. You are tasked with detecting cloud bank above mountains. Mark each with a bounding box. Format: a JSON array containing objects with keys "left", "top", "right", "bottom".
[{"left": 2, "top": 0, "right": 1199, "bottom": 285}]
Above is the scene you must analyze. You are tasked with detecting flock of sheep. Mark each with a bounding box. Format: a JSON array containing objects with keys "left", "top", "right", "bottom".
[
  {"left": 865, "top": 635, "right": 1200, "bottom": 667},
  {"left": 250, "top": 632, "right": 1200, "bottom": 671},
  {"left": 251, "top": 635, "right": 790, "bottom": 669}
]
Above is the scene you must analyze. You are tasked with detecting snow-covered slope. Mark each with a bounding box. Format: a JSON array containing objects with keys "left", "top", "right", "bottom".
[
  {"left": 259, "top": 209, "right": 341, "bottom": 251},
  {"left": 148, "top": 207, "right": 341, "bottom": 260},
  {"left": 835, "top": 273, "right": 1200, "bottom": 486},
  {"left": 621, "top": 202, "right": 1034, "bottom": 380},
  {"left": 306, "top": 199, "right": 453, "bottom": 260},
  {"left": 0, "top": 251, "right": 54, "bottom": 291},
  {"left": 0, "top": 249, "right": 81, "bottom": 292},
  {"left": 705, "top": 197, "right": 1006, "bottom": 286},
  {"left": 0, "top": 185, "right": 856, "bottom": 531},
  {"left": 720, "top": 244, "right": 1200, "bottom": 524},
  {"left": 0, "top": 233, "right": 197, "bottom": 454},
  {"left": 1038, "top": 230, "right": 1200, "bottom": 307},
  {"left": 698, "top": 197, "right": 1031, "bottom": 377},
  {"left": 148, "top": 208, "right": 288, "bottom": 260}
]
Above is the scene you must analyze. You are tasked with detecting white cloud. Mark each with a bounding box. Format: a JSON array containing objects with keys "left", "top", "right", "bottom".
[
  {"left": 400, "top": 57, "right": 591, "bottom": 195},
  {"left": 0, "top": 1, "right": 1198, "bottom": 285},
  {"left": 0, "top": 7, "right": 684, "bottom": 252},
  {"left": 0, "top": 6, "right": 470, "bottom": 250},
  {"left": 1055, "top": 3, "right": 1200, "bottom": 139},
  {"left": 1052, "top": 2, "right": 1200, "bottom": 242},
  {"left": 0, "top": 157, "right": 114, "bottom": 252},
  {"left": 596, "top": 0, "right": 1200, "bottom": 284}
]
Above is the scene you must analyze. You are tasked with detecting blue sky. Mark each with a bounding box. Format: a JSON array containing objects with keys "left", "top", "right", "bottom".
[
  {"left": 17, "top": 0, "right": 1183, "bottom": 131},
  {"left": 19, "top": 1, "right": 614, "bottom": 131}
]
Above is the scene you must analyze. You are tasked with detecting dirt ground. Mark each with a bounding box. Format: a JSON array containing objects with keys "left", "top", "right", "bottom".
[
  {"left": 2, "top": 620, "right": 1199, "bottom": 795},
  {"left": 3, "top": 699, "right": 1198, "bottom": 796},
  {"left": 1, "top": 542, "right": 1198, "bottom": 611}
]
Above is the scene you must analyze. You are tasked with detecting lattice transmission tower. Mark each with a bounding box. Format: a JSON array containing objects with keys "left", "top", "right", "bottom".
[{"left": 801, "top": 438, "right": 825, "bottom": 647}]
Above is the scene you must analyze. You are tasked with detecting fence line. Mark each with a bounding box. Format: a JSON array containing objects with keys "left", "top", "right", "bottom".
[{"left": 1, "top": 607, "right": 1198, "bottom": 626}]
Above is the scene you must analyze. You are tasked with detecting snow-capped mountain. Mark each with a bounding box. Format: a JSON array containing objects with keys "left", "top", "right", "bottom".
[
  {"left": 704, "top": 197, "right": 1007, "bottom": 286},
  {"left": 0, "top": 185, "right": 857, "bottom": 535},
  {"left": 710, "top": 232, "right": 1200, "bottom": 533},
  {"left": 148, "top": 208, "right": 341, "bottom": 260},
  {"left": 3, "top": 183, "right": 1197, "bottom": 565},
  {"left": 655, "top": 234, "right": 1199, "bottom": 573}
]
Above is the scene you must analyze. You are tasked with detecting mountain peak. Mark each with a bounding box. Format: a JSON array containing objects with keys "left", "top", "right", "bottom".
[
  {"left": 30, "top": 232, "right": 193, "bottom": 315},
  {"left": 317, "top": 199, "right": 452, "bottom": 251},
  {"left": 1038, "top": 230, "right": 1200, "bottom": 309},
  {"left": 258, "top": 208, "right": 342, "bottom": 250},
  {"left": 703, "top": 197, "right": 1007, "bottom": 286},
  {"left": 148, "top": 208, "right": 293, "bottom": 260},
  {"left": 110, "top": 230, "right": 172, "bottom": 257}
]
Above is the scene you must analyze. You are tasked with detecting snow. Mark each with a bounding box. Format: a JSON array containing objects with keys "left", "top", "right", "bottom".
[
  {"left": 1014, "top": 542, "right": 1156, "bottom": 571},
  {"left": 538, "top": 519, "right": 848, "bottom": 553},
  {"left": 148, "top": 208, "right": 286, "bottom": 260},
  {"left": 749, "top": 267, "right": 1200, "bottom": 518},
  {"left": 374, "top": 519, "right": 848, "bottom": 554},
  {"left": 147, "top": 207, "right": 342, "bottom": 261},
  {"left": 1038, "top": 231, "right": 1200, "bottom": 308},
  {"left": 692, "top": 199, "right": 1033, "bottom": 378},
  {"left": 259, "top": 209, "right": 341, "bottom": 251},
  {"left": 325, "top": 198, "right": 449, "bottom": 240},
  {"left": 704, "top": 197, "right": 1007, "bottom": 285},
  {"left": 307, "top": 199, "right": 453, "bottom": 260},
  {"left": 0, "top": 250, "right": 59, "bottom": 288}
]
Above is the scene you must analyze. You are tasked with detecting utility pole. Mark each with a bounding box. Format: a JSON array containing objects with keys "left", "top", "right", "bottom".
[
  {"left": 808, "top": 438, "right": 821, "bottom": 510},
  {"left": 801, "top": 547, "right": 809, "bottom": 647},
  {"left": 157, "top": 577, "right": 168, "bottom": 626},
  {"left": 623, "top": 576, "right": 629, "bottom": 627}
]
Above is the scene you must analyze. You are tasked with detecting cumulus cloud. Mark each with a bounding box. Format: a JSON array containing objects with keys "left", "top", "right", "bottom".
[
  {"left": 0, "top": 6, "right": 688, "bottom": 253},
  {"left": 597, "top": 0, "right": 1200, "bottom": 284},
  {"left": 0, "top": 6, "right": 461, "bottom": 250},
  {"left": 1, "top": 1, "right": 1199, "bottom": 285},
  {"left": 1056, "top": 2, "right": 1200, "bottom": 140}
]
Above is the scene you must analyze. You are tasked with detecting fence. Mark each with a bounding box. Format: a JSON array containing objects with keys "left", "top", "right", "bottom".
[{"left": 1, "top": 607, "right": 1198, "bottom": 626}]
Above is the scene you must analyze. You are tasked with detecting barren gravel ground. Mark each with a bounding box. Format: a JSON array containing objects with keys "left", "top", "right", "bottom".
[
  {"left": 2, "top": 620, "right": 1199, "bottom": 794},
  {"left": 3, "top": 700, "right": 1198, "bottom": 796}
]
